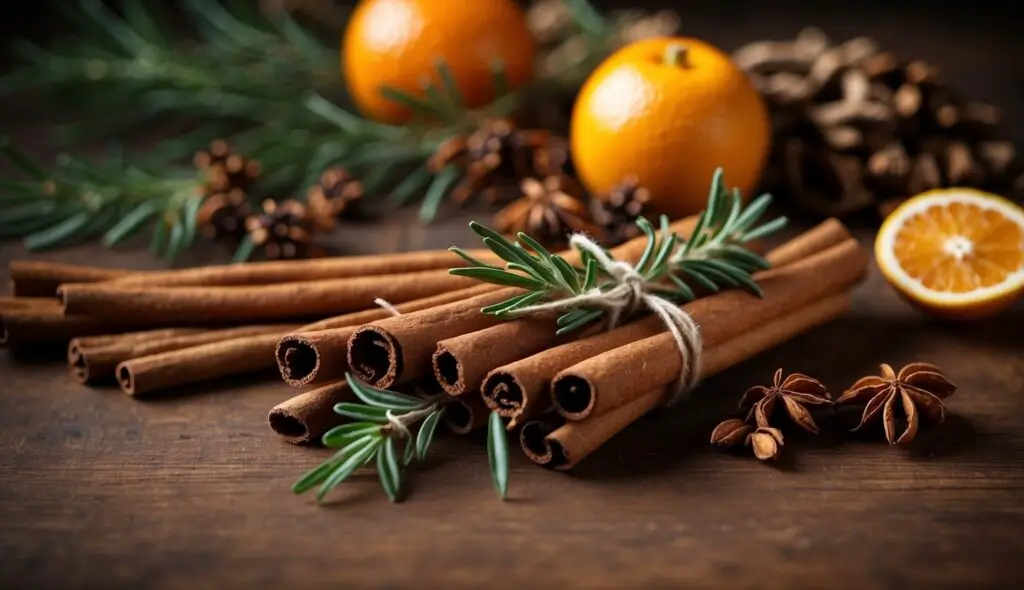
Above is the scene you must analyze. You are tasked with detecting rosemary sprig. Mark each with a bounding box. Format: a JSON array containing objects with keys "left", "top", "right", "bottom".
[
  {"left": 487, "top": 411, "right": 510, "bottom": 500},
  {"left": 449, "top": 167, "right": 788, "bottom": 334}
]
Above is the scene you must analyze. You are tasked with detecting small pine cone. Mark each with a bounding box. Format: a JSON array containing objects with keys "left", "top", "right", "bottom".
[
  {"left": 195, "top": 188, "right": 251, "bottom": 243},
  {"left": 307, "top": 166, "right": 363, "bottom": 230},
  {"left": 591, "top": 176, "right": 651, "bottom": 245},
  {"left": 194, "top": 140, "right": 261, "bottom": 196},
  {"left": 245, "top": 199, "right": 322, "bottom": 260}
]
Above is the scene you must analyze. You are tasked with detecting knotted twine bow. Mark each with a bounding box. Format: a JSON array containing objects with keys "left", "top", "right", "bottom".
[{"left": 506, "top": 233, "right": 703, "bottom": 405}]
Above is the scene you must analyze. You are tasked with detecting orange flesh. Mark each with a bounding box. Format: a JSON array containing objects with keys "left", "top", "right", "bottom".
[{"left": 893, "top": 202, "right": 1024, "bottom": 293}]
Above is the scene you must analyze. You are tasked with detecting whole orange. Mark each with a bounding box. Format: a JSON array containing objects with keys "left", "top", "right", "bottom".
[
  {"left": 343, "top": 0, "right": 536, "bottom": 124},
  {"left": 570, "top": 37, "right": 771, "bottom": 221}
]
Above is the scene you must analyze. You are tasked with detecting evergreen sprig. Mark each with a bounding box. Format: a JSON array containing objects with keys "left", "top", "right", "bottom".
[
  {"left": 292, "top": 374, "right": 510, "bottom": 503},
  {"left": 449, "top": 168, "right": 788, "bottom": 334}
]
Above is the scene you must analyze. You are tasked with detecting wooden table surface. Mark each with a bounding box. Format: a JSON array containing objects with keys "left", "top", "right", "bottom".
[{"left": 2, "top": 2, "right": 1024, "bottom": 589}]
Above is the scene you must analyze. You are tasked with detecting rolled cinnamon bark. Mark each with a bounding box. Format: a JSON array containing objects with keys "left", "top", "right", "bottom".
[
  {"left": 107, "top": 248, "right": 499, "bottom": 288},
  {"left": 0, "top": 296, "right": 62, "bottom": 312},
  {"left": 60, "top": 269, "right": 478, "bottom": 324},
  {"left": 116, "top": 332, "right": 286, "bottom": 397},
  {"left": 69, "top": 327, "right": 208, "bottom": 351},
  {"left": 276, "top": 284, "right": 497, "bottom": 387},
  {"left": 70, "top": 324, "right": 297, "bottom": 384},
  {"left": 551, "top": 238, "right": 867, "bottom": 421},
  {"left": 8, "top": 261, "right": 131, "bottom": 297},
  {"left": 444, "top": 393, "right": 492, "bottom": 434},
  {"left": 525, "top": 293, "right": 852, "bottom": 470},
  {"left": 268, "top": 381, "right": 355, "bottom": 444},
  {"left": 347, "top": 216, "right": 702, "bottom": 390},
  {"left": 1, "top": 307, "right": 128, "bottom": 348},
  {"left": 482, "top": 219, "right": 853, "bottom": 426}
]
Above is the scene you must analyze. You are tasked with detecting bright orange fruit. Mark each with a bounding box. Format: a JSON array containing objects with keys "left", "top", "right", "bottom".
[
  {"left": 876, "top": 189, "right": 1024, "bottom": 320},
  {"left": 342, "top": 0, "right": 535, "bottom": 124},
  {"left": 570, "top": 37, "right": 770, "bottom": 221}
]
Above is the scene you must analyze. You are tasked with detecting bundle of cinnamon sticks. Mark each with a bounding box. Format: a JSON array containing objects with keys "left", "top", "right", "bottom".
[{"left": 268, "top": 216, "right": 868, "bottom": 470}]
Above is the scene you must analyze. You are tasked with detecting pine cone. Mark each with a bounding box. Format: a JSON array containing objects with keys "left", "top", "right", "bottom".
[
  {"left": 430, "top": 119, "right": 552, "bottom": 205},
  {"left": 245, "top": 199, "right": 322, "bottom": 260},
  {"left": 195, "top": 188, "right": 251, "bottom": 244},
  {"left": 307, "top": 166, "right": 363, "bottom": 230},
  {"left": 591, "top": 176, "right": 651, "bottom": 245},
  {"left": 493, "top": 175, "right": 598, "bottom": 246},
  {"left": 194, "top": 140, "right": 261, "bottom": 196}
]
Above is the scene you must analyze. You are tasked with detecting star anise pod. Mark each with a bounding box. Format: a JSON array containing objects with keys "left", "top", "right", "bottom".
[
  {"left": 591, "top": 176, "right": 651, "bottom": 245},
  {"left": 195, "top": 188, "right": 251, "bottom": 244},
  {"left": 834, "top": 362, "right": 957, "bottom": 445},
  {"left": 429, "top": 119, "right": 551, "bottom": 204},
  {"left": 493, "top": 175, "right": 599, "bottom": 246},
  {"left": 739, "top": 368, "right": 832, "bottom": 433},
  {"left": 307, "top": 166, "right": 363, "bottom": 230},
  {"left": 245, "top": 198, "right": 322, "bottom": 260}
]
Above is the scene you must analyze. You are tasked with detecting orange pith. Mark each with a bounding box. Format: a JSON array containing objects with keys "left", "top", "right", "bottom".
[{"left": 892, "top": 201, "right": 1024, "bottom": 293}]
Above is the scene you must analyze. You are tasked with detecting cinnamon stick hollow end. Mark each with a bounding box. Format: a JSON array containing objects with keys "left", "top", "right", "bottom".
[
  {"left": 432, "top": 343, "right": 465, "bottom": 396},
  {"left": 275, "top": 335, "right": 321, "bottom": 387},
  {"left": 551, "top": 374, "right": 598, "bottom": 420},
  {"left": 268, "top": 381, "right": 354, "bottom": 445},
  {"left": 443, "top": 394, "right": 490, "bottom": 435},
  {"left": 519, "top": 418, "right": 568, "bottom": 467},
  {"left": 347, "top": 325, "right": 402, "bottom": 388},
  {"left": 481, "top": 370, "right": 530, "bottom": 417}
]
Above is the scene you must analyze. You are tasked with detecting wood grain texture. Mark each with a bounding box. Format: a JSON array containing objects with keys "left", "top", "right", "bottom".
[{"left": 3, "top": 2, "right": 1024, "bottom": 588}]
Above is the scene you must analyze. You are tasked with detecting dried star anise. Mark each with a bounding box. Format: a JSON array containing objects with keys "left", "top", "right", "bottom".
[
  {"left": 741, "top": 368, "right": 832, "bottom": 433},
  {"left": 711, "top": 369, "right": 831, "bottom": 461},
  {"left": 834, "top": 362, "right": 957, "bottom": 445},
  {"left": 493, "top": 175, "right": 598, "bottom": 246}
]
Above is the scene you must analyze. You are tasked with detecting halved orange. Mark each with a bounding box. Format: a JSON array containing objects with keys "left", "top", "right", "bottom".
[{"left": 875, "top": 189, "right": 1024, "bottom": 320}]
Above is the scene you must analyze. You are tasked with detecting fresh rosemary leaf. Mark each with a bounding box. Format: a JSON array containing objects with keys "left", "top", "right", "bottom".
[
  {"left": 742, "top": 217, "right": 789, "bottom": 242},
  {"left": 333, "top": 403, "right": 390, "bottom": 423},
  {"left": 0, "top": 201, "right": 58, "bottom": 223},
  {"left": 732, "top": 193, "right": 773, "bottom": 234},
  {"left": 506, "top": 262, "right": 547, "bottom": 283},
  {"left": 1, "top": 139, "right": 49, "bottom": 181},
  {"left": 316, "top": 436, "right": 382, "bottom": 502},
  {"left": 377, "top": 437, "right": 402, "bottom": 503},
  {"left": 79, "top": 0, "right": 147, "bottom": 53},
  {"left": 555, "top": 308, "right": 603, "bottom": 335},
  {"left": 271, "top": 10, "right": 332, "bottom": 64},
  {"left": 723, "top": 187, "right": 743, "bottom": 230},
  {"left": 667, "top": 274, "right": 696, "bottom": 302},
  {"left": 556, "top": 307, "right": 591, "bottom": 327},
  {"left": 480, "top": 291, "right": 540, "bottom": 315},
  {"left": 345, "top": 373, "right": 426, "bottom": 410},
  {"left": 487, "top": 411, "right": 509, "bottom": 500},
  {"left": 25, "top": 211, "right": 90, "bottom": 250},
  {"left": 719, "top": 245, "right": 771, "bottom": 270},
  {"left": 516, "top": 232, "right": 554, "bottom": 260},
  {"left": 478, "top": 233, "right": 540, "bottom": 270},
  {"left": 416, "top": 409, "right": 444, "bottom": 461},
  {"left": 162, "top": 218, "right": 186, "bottom": 260},
  {"left": 379, "top": 86, "right": 438, "bottom": 121},
  {"left": 231, "top": 234, "right": 255, "bottom": 263},
  {"left": 633, "top": 217, "right": 658, "bottom": 273},
  {"left": 388, "top": 165, "right": 433, "bottom": 206},
  {"left": 679, "top": 266, "right": 719, "bottom": 293},
  {"left": 701, "top": 260, "right": 763, "bottom": 297},
  {"left": 402, "top": 435, "right": 416, "bottom": 466},
  {"left": 421, "top": 82, "right": 452, "bottom": 124},
  {"left": 488, "top": 291, "right": 547, "bottom": 316},
  {"left": 435, "top": 59, "right": 464, "bottom": 112},
  {"left": 419, "top": 165, "right": 461, "bottom": 222},
  {"left": 680, "top": 210, "right": 708, "bottom": 257},
  {"left": 449, "top": 246, "right": 499, "bottom": 270},
  {"left": 582, "top": 257, "right": 599, "bottom": 290},
  {"left": 550, "top": 255, "right": 582, "bottom": 293},
  {"left": 292, "top": 455, "right": 344, "bottom": 495},
  {"left": 304, "top": 93, "right": 367, "bottom": 135},
  {"left": 688, "top": 260, "right": 738, "bottom": 288},
  {"left": 180, "top": 195, "right": 203, "bottom": 248},
  {"left": 102, "top": 201, "right": 156, "bottom": 246},
  {"left": 448, "top": 267, "right": 546, "bottom": 291},
  {"left": 322, "top": 422, "right": 382, "bottom": 449}
]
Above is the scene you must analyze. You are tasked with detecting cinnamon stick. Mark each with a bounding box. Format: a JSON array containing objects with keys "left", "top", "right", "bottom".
[
  {"left": 346, "top": 216, "right": 701, "bottom": 390},
  {"left": 550, "top": 238, "right": 867, "bottom": 421},
  {"left": 107, "top": 248, "right": 499, "bottom": 288},
  {"left": 276, "top": 284, "right": 497, "bottom": 387},
  {"left": 1, "top": 307, "right": 131, "bottom": 348},
  {"left": 522, "top": 293, "right": 852, "bottom": 469},
  {"left": 70, "top": 324, "right": 297, "bottom": 384},
  {"left": 60, "top": 269, "right": 479, "bottom": 324},
  {"left": 8, "top": 261, "right": 132, "bottom": 297},
  {"left": 482, "top": 219, "right": 852, "bottom": 426},
  {"left": 116, "top": 332, "right": 287, "bottom": 397},
  {"left": 268, "top": 381, "right": 355, "bottom": 444},
  {"left": 444, "top": 394, "right": 492, "bottom": 435},
  {"left": 0, "top": 296, "right": 62, "bottom": 312}
]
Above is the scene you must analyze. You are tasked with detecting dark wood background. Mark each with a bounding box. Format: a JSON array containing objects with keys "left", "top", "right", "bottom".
[{"left": 2, "top": 1, "right": 1023, "bottom": 589}]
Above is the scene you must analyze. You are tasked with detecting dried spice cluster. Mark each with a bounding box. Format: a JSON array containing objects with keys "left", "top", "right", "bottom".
[
  {"left": 194, "top": 141, "right": 363, "bottom": 260},
  {"left": 712, "top": 363, "right": 957, "bottom": 461},
  {"left": 735, "top": 28, "right": 1023, "bottom": 219}
]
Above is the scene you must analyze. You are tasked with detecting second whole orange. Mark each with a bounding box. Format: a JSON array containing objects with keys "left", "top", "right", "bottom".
[
  {"left": 343, "top": 0, "right": 536, "bottom": 124},
  {"left": 570, "top": 37, "right": 771, "bottom": 221}
]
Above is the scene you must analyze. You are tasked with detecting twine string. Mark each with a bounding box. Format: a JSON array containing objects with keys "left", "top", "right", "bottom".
[{"left": 508, "top": 233, "right": 703, "bottom": 404}]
